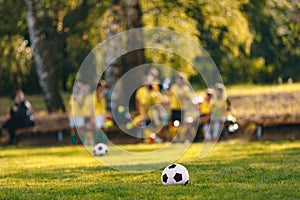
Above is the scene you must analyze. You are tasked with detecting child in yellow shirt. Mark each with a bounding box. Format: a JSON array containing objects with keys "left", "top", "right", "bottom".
[
  {"left": 206, "top": 83, "right": 226, "bottom": 142},
  {"left": 92, "top": 81, "right": 108, "bottom": 144},
  {"left": 199, "top": 89, "right": 213, "bottom": 141}
]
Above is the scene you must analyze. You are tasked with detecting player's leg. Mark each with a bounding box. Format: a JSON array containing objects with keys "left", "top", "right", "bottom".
[
  {"left": 203, "top": 124, "right": 211, "bottom": 141},
  {"left": 212, "top": 121, "right": 222, "bottom": 141}
]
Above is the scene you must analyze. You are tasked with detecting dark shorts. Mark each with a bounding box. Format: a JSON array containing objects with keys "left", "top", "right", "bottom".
[{"left": 171, "top": 110, "right": 184, "bottom": 123}]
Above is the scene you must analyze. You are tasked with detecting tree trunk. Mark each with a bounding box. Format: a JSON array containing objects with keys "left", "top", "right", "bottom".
[
  {"left": 124, "top": 0, "right": 145, "bottom": 110},
  {"left": 24, "top": 0, "right": 65, "bottom": 113},
  {"left": 105, "top": 0, "right": 145, "bottom": 108},
  {"left": 125, "top": 0, "right": 145, "bottom": 81},
  {"left": 0, "top": 67, "right": 2, "bottom": 96},
  {"left": 105, "top": 0, "right": 125, "bottom": 108}
]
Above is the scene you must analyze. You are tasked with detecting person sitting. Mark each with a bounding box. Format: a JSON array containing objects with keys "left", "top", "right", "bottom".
[{"left": 0, "top": 90, "right": 35, "bottom": 145}]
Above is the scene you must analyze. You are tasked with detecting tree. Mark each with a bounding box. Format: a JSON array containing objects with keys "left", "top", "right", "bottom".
[
  {"left": 104, "top": 0, "right": 145, "bottom": 107},
  {"left": 124, "top": 0, "right": 145, "bottom": 103},
  {"left": 0, "top": 0, "right": 36, "bottom": 95},
  {"left": 244, "top": 0, "right": 300, "bottom": 82},
  {"left": 1, "top": 0, "right": 299, "bottom": 99},
  {"left": 104, "top": 0, "right": 124, "bottom": 104},
  {"left": 141, "top": 0, "right": 254, "bottom": 84},
  {"left": 141, "top": 0, "right": 200, "bottom": 78},
  {"left": 125, "top": 0, "right": 145, "bottom": 73},
  {"left": 24, "top": 0, "right": 65, "bottom": 112},
  {"left": 179, "top": 0, "right": 253, "bottom": 76}
]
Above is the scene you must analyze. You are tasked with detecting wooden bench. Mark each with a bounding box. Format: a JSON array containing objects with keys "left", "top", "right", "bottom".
[
  {"left": 0, "top": 114, "right": 71, "bottom": 145},
  {"left": 0, "top": 114, "right": 141, "bottom": 145},
  {"left": 2, "top": 112, "right": 299, "bottom": 145},
  {"left": 222, "top": 111, "right": 300, "bottom": 141},
  {"left": 15, "top": 114, "right": 69, "bottom": 135},
  {"left": 236, "top": 113, "right": 300, "bottom": 140}
]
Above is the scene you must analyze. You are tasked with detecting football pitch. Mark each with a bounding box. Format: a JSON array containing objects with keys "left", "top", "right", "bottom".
[{"left": 1, "top": 141, "right": 299, "bottom": 199}]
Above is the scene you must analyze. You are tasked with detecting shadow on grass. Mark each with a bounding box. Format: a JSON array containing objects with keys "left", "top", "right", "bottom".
[{"left": 0, "top": 146, "right": 87, "bottom": 158}]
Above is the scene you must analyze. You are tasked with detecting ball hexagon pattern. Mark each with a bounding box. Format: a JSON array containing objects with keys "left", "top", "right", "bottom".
[
  {"left": 93, "top": 143, "right": 108, "bottom": 156},
  {"left": 161, "top": 163, "right": 189, "bottom": 186}
]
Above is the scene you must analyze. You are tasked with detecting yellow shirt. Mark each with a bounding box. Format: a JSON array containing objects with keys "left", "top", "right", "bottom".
[
  {"left": 94, "top": 92, "right": 106, "bottom": 115},
  {"left": 152, "top": 79, "right": 160, "bottom": 91},
  {"left": 200, "top": 100, "right": 212, "bottom": 115},
  {"left": 169, "top": 84, "right": 189, "bottom": 110},
  {"left": 135, "top": 86, "right": 154, "bottom": 115},
  {"left": 69, "top": 94, "right": 92, "bottom": 117},
  {"left": 136, "top": 86, "right": 149, "bottom": 106}
]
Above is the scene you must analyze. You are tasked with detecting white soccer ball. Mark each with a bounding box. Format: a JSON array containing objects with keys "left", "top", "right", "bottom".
[
  {"left": 93, "top": 143, "right": 108, "bottom": 156},
  {"left": 161, "top": 163, "right": 189, "bottom": 186}
]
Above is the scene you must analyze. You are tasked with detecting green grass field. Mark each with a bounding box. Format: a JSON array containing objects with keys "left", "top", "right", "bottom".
[{"left": 1, "top": 141, "right": 299, "bottom": 199}]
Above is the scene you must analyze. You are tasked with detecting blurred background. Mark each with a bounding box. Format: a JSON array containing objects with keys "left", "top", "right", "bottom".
[{"left": 0, "top": 0, "right": 299, "bottom": 144}]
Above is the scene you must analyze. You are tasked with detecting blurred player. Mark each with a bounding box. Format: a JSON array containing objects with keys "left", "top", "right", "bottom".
[
  {"left": 206, "top": 83, "right": 226, "bottom": 142},
  {"left": 169, "top": 72, "right": 191, "bottom": 141},
  {"left": 147, "top": 68, "right": 160, "bottom": 91},
  {"left": 199, "top": 89, "right": 213, "bottom": 142},
  {"left": 68, "top": 82, "right": 93, "bottom": 145},
  {"left": 91, "top": 80, "right": 108, "bottom": 144}
]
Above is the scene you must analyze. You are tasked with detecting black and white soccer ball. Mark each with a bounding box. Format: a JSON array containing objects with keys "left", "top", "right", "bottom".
[
  {"left": 161, "top": 163, "right": 189, "bottom": 186},
  {"left": 93, "top": 143, "right": 108, "bottom": 156}
]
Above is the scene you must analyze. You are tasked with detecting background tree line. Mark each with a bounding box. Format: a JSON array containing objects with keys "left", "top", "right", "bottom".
[{"left": 0, "top": 0, "right": 299, "bottom": 112}]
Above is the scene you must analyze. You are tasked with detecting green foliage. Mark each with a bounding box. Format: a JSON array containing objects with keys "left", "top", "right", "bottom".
[
  {"left": 0, "top": 35, "right": 33, "bottom": 92},
  {"left": 221, "top": 56, "right": 275, "bottom": 84},
  {"left": 141, "top": 0, "right": 199, "bottom": 38},
  {"left": 189, "top": 0, "right": 253, "bottom": 57},
  {"left": 0, "top": 0, "right": 110, "bottom": 95},
  {"left": 0, "top": 0, "right": 33, "bottom": 94},
  {"left": 0, "top": 141, "right": 299, "bottom": 199},
  {"left": 244, "top": 0, "right": 300, "bottom": 81},
  {"left": 141, "top": 0, "right": 268, "bottom": 84},
  {"left": 0, "top": 0, "right": 27, "bottom": 36},
  {"left": 0, "top": 0, "right": 299, "bottom": 95}
]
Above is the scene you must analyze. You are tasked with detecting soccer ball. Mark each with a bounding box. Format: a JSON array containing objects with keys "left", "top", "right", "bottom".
[
  {"left": 161, "top": 163, "right": 189, "bottom": 186},
  {"left": 93, "top": 143, "right": 108, "bottom": 156}
]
